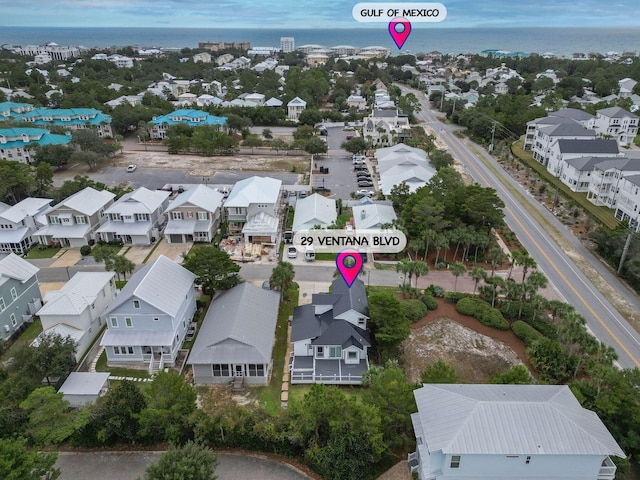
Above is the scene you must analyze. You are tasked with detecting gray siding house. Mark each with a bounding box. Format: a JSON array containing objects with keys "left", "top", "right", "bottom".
[
  {"left": 164, "top": 185, "right": 225, "bottom": 244},
  {"left": 100, "top": 255, "right": 196, "bottom": 372},
  {"left": 0, "top": 253, "right": 42, "bottom": 340},
  {"left": 189, "top": 282, "right": 280, "bottom": 385}
]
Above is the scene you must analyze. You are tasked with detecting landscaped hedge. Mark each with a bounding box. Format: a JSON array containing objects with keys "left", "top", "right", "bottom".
[
  {"left": 444, "top": 291, "right": 469, "bottom": 304},
  {"left": 511, "top": 320, "right": 545, "bottom": 346},
  {"left": 456, "top": 297, "right": 509, "bottom": 330},
  {"left": 421, "top": 294, "right": 438, "bottom": 311},
  {"left": 500, "top": 301, "right": 557, "bottom": 339},
  {"left": 403, "top": 299, "right": 429, "bottom": 323}
]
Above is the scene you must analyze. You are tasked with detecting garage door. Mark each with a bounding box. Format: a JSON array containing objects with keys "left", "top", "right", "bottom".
[
  {"left": 250, "top": 235, "right": 272, "bottom": 243},
  {"left": 170, "top": 234, "right": 183, "bottom": 243}
]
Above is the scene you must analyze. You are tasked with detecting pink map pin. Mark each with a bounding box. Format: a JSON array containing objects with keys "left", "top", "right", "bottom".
[
  {"left": 389, "top": 17, "right": 412, "bottom": 49},
  {"left": 336, "top": 249, "right": 364, "bottom": 288}
]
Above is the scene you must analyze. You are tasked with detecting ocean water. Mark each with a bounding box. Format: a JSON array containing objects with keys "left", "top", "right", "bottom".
[{"left": 0, "top": 26, "right": 638, "bottom": 57}]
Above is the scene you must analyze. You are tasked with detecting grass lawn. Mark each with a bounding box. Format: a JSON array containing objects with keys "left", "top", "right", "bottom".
[
  {"left": 25, "top": 247, "right": 61, "bottom": 259},
  {"left": 314, "top": 252, "right": 337, "bottom": 261},
  {"left": 255, "top": 283, "right": 299, "bottom": 414},
  {"left": 95, "top": 350, "right": 151, "bottom": 379},
  {"left": 1, "top": 319, "right": 43, "bottom": 362},
  {"left": 512, "top": 140, "right": 619, "bottom": 230},
  {"left": 287, "top": 384, "right": 364, "bottom": 405}
]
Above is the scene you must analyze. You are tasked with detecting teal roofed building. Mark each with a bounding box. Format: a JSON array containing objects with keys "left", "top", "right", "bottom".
[
  {"left": 0, "top": 102, "right": 35, "bottom": 119},
  {"left": 150, "top": 109, "right": 227, "bottom": 139},
  {"left": 11, "top": 108, "right": 113, "bottom": 138},
  {"left": 0, "top": 128, "right": 71, "bottom": 164}
]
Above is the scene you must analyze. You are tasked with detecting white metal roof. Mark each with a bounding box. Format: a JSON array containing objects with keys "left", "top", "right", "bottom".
[
  {"left": 0, "top": 197, "right": 52, "bottom": 223},
  {"left": 292, "top": 193, "right": 337, "bottom": 232},
  {"left": 165, "top": 184, "right": 224, "bottom": 213},
  {"left": 58, "top": 187, "right": 115, "bottom": 216},
  {"left": 104, "top": 255, "right": 195, "bottom": 318},
  {"left": 353, "top": 204, "right": 397, "bottom": 230},
  {"left": 38, "top": 272, "right": 114, "bottom": 316},
  {"left": 224, "top": 176, "right": 282, "bottom": 207},
  {"left": 0, "top": 252, "right": 39, "bottom": 283},
  {"left": 59, "top": 372, "right": 110, "bottom": 396},
  {"left": 105, "top": 187, "right": 169, "bottom": 215},
  {"left": 414, "top": 384, "right": 625, "bottom": 457}
]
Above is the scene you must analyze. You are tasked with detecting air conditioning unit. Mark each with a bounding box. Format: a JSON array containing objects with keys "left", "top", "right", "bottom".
[{"left": 4, "top": 325, "right": 9, "bottom": 332}]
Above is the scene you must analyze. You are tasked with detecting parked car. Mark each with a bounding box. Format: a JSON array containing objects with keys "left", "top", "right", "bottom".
[
  {"left": 352, "top": 157, "right": 366, "bottom": 165},
  {"left": 262, "top": 280, "right": 271, "bottom": 290},
  {"left": 287, "top": 246, "right": 298, "bottom": 258},
  {"left": 356, "top": 190, "right": 375, "bottom": 197},
  {"left": 358, "top": 180, "right": 374, "bottom": 187},
  {"left": 346, "top": 135, "right": 354, "bottom": 140},
  {"left": 356, "top": 172, "right": 372, "bottom": 178},
  {"left": 126, "top": 164, "right": 137, "bottom": 172},
  {"left": 354, "top": 164, "right": 368, "bottom": 171},
  {"left": 283, "top": 231, "right": 293, "bottom": 244}
]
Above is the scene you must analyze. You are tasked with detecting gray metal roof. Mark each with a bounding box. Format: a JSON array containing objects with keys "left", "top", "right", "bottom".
[
  {"left": 565, "top": 156, "right": 610, "bottom": 171},
  {"left": 624, "top": 174, "right": 640, "bottom": 187},
  {"left": 104, "top": 255, "right": 195, "bottom": 317},
  {"left": 104, "top": 187, "right": 169, "bottom": 215},
  {"left": 311, "top": 319, "right": 370, "bottom": 348},
  {"left": 165, "top": 184, "right": 224, "bottom": 213},
  {"left": 224, "top": 176, "right": 281, "bottom": 208},
  {"left": 292, "top": 194, "right": 337, "bottom": 231},
  {"left": 57, "top": 187, "right": 115, "bottom": 216},
  {"left": 59, "top": 372, "right": 110, "bottom": 396},
  {"left": 594, "top": 157, "right": 640, "bottom": 172},
  {"left": 557, "top": 139, "right": 619, "bottom": 155},
  {"left": 188, "top": 282, "right": 280, "bottom": 365},
  {"left": 549, "top": 108, "right": 595, "bottom": 122},
  {"left": 597, "top": 106, "right": 638, "bottom": 119},
  {"left": 538, "top": 123, "right": 595, "bottom": 137},
  {"left": 331, "top": 277, "right": 369, "bottom": 317},
  {"left": 414, "top": 384, "right": 625, "bottom": 457}
]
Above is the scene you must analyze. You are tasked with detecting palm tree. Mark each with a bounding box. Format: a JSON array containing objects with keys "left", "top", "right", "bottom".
[
  {"left": 487, "top": 246, "right": 506, "bottom": 276},
  {"left": 112, "top": 254, "right": 135, "bottom": 281},
  {"left": 450, "top": 261, "right": 466, "bottom": 294},
  {"left": 269, "top": 261, "right": 295, "bottom": 298},
  {"left": 412, "top": 261, "right": 430, "bottom": 290},
  {"left": 396, "top": 259, "right": 412, "bottom": 285},
  {"left": 468, "top": 266, "right": 487, "bottom": 296},
  {"left": 507, "top": 250, "right": 524, "bottom": 280},
  {"left": 519, "top": 252, "right": 537, "bottom": 283}
]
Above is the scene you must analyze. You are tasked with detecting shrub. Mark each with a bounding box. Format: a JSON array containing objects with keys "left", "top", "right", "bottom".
[
  {"left": 456, "top": 297, "right": 509, "bottom": 330},
  {"left": 445, "top": 291, "right": 468, "bottom": 304},
  {"left": 196, "top": 295, "right": 211, "bottom": 310},
  {"left": 421, "top": 294, "right": 438, "bottom": 311},
  {"left": 431, "top": 285, "right": 445, "bottom": 297},
  {"left": 80, "top": 245, "right": 92, "bottom": 256},
  {"left": 512, "top": 320, "right": 545, "bottom": 346},
  {"left": 403, "top": 299, "right": 428, "bottom": 323}
]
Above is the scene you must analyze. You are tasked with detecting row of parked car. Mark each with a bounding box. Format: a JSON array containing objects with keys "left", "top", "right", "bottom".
[{"left": 353, "top": 155, "right": 374, "bottom": 197}]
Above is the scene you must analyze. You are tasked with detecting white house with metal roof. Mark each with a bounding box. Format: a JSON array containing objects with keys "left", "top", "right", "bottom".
[
  {"left": 409, "top": 384, "right": 625, "bottom": 480},
  {"left": 353, "top": 203, "right": 397, "bottom": 230},
  {"left": 589, "top": 106, "right": 639, "bottom": 147},
  {"left": 615, "top": 174, "right": 640, "bottom": 231},
  {"left": 224, "top": 176, "right": 282, "bottom": 243},
  {"left": 35, "top": 187, "right": 115, "bottom": 248},
  {"left": 375, "top": 144, "right": 437, "bottom": 195},
  {"left": 58, "top": 372, "right": 110, "bottom": 407},
  {"left": 97, "top": 187, "right": 170, "bottom": 245},
  {"left": 0, "top": 197, "right": 52, "bottom": 254},
  {"left": 35, "top": 272, "right": 116, "bottom": 362},
  {"left": 100, "top": 255, "right": 196, "bottom": 372},
  {"left": 164, "top": 185, "right": 225, "bottom": 244},
  {"left": 287, "top": 96, "right": 307, "bottom": 121},
  {"left": 292, "top": 193, "right": 337, "bottom": 232},
  {"left": 189, "top": 282, "right": 280, "bottom": 385}
]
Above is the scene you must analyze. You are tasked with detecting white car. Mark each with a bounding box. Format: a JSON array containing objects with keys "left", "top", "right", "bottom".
[
  {"left": 126, "top": 164, "right": 137, "bottom": 172},
  {"left": 356, "top": 189, "right": 374, "bottom": 197},
  {"left": 287, "top": 246, "right": 298, "bottom": 258}
]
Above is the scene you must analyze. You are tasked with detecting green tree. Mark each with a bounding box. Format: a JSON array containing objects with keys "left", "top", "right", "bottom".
[
  {"left": 304, "top": 136, "right": 328, "bottom": 156},
  {"left": 421, "top": 360, "right": 458, "bottom": 384},
  {"left": 93, "top": 379, "right": 146, "bottom": 445},
  {"left": 10, "top": 333, "right": 76, "bottom": 386},
  {"left": 92, "top": 244, "right": 117, "bottom": 270},
  {"left": 297, "top": 108, "right": 323, "bottom": 126},
  {"left": 0, "top": 437, "right": 59, "bottom": 480},
  {"left": 489, "top": 365, "right": 532, "bottom": 384},
  {"left": 140, "top": 441, "right": 218, "bottom": 480},
  {"left": 34, "top": 161, "right": 53, "bottom": 196},
  {"left": 182, "top": 246, "right": 241, "bottom": 295},
  {"left": 242, "top": 134, "right": 263, "bottom": 153},
  {"left": 70, "top": 150, "right": 105, "bottom": 169},
  {"left": 469, "top": 266, "right": 486, "bottom": 295},
  {"left": 341, "top": 136, "right": 368, "bottom": 155},
  {"left": 528, "top": 338, "right": 573, "bottom": 384},
  {"left": 368, "top": 290, "right": 411, "bottom": 360},
  {"left": 361, "top": 361, "right": 418, "bottom": 451},
  {"left": 112, "top": 254, "right": 135, "bottom": 281},
  {"left": 262, "top": 128, "right": 273, "bottom": 139},
  {"left": 429, "top": 149, "right": 454, "bottom": 170},
  {"left": 0, "top": 159, "right": 37, "bottom": 203},
  {"left": 450, "top": 261, "right": 466, "bottom": 293},
  {"left": 19, "top": 387, "right": 84, "bottom": 446},
  {"left": 269, "top": 261, "right": 295, "bottom": 296},
  {"left": 292, "top": 124, "right": 316, "bottom": 141},
  {"left": 32, "top": 144, "right": 73, "bottom": 168},
  {"left": 138, "top": 372, "right": 197, "bottom": 444}
]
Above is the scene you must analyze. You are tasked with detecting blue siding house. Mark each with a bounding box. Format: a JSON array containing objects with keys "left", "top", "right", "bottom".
[{"left": 0, "top": 253, "right": 42, "bottom": 341}]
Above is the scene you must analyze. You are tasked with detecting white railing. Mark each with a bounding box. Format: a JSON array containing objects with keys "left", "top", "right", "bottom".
[{"left": 290, "top": 372, "right": 363, "bottom": 384}]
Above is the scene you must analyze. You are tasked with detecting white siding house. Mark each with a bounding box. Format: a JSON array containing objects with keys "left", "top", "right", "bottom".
[{"left": 409, "top": 384, "right": 625, "bottom": 480}]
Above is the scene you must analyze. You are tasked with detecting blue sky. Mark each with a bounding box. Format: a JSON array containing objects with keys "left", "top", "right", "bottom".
[{"left": 2, "top": 0, "right": 640, "bottom": 28}]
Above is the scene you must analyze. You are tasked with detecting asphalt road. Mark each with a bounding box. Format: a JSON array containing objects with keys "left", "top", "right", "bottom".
[{"left": 402, "top": 85, "right": 640, "bottom": 369}]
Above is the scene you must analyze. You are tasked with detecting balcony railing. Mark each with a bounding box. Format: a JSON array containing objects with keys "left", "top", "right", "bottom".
[{"left": 598, "top": 457, "right": 616, "bottom": 480}]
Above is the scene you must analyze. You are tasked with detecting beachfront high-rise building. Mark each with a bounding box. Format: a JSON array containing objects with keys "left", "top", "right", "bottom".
[{"left": 280, "top": 37, "right": 295, "bottom": 53}]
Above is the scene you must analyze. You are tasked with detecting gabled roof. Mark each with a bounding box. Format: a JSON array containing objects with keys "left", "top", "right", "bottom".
[
  {"left": 353, "top": 203, "right": 397, "bottom": 230},
  {"left": 59, "top": 372, "right": 110, "bottom": 396},
  {"left": 557, "top": 139, "right": 619, "bottom": 155},
  {"left": 55, "top": 187, "right": 115, "bottom": 216},
  {"left": 594, "top": 157, "right": 640, "bottom": 172},
  {"left": 224, "top": 176, "right": 281, "bottom": 207},
  {"left": 188, "top": 282, "right": 280, "bottom": 365},
  {"left": 331, "top": 277, "right": 369, "bottom": 317},
  {"left": 565, "top": 156, "right": 610, "bottom": 171},
  {"left": 292, "top": 194, "right": 337, "bottom": 231},
  {"left": 623, "top": 174, "right": 640, "bottom": 187},
  {"left": 104, "top": 255, "right": 195, "bottom": 317},
  {"left": 287, "top": 96, "right": 307, "bottom": 107},
  {"left": 105, "top": 187, "right": 169, "bottom": 215},
  {"left": 0, "top": 253, "right": 39, "bottom": 283},
  {"left": 538, "top": 123, "right": 595, "bottom": 137},
  {"left": 311, "top": 319, "right": 370, "bottom": 348},
  {"left": 549, "top": 108, "right": 595, "bottom": 122},
  {"left": 165, "top": 185, "right": 224, "bottom": 213},
  {"left": 597, "top": 106, "right": 638, "bottom": 119},
  {"left": 413, "top": 384, "right": 625, "bottom": 457},
  {"left": 38, "top": 272, "right": 114, "bottom": 316},
  {"left": 0, "top": 197, "right": 52, "bottom": 223}
]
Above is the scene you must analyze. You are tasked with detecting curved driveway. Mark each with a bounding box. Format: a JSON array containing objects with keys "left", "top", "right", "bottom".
[{"left": 56, "top": 451, "right": 314, "bottom": 480}]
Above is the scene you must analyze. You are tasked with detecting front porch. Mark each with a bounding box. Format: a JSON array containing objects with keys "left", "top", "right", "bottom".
[{"left": 290, "top": 355, "right": 368, "bottom": 385}]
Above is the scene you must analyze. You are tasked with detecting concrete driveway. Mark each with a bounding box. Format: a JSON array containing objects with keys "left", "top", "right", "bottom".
[{"left": 56, "top": 451, "right": 314, "bottom": 480}]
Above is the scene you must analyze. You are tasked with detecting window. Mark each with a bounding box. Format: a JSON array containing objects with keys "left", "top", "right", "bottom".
[
  {"left": 133, "top": 299, "right": 140, "bottom": 309},
  {"left": 357, "top": 317, "right": 365, "bottom": 326},
  {"left": 49, "top": 215, "right": 60, "bottom": 224},
  {"left": 114, "top": 346, "right": 120, "bottom": 354},
  {"left": 0, "top": 297, "right": 5, "bottom": 312},
  {"left": 153, "top": 317, "right": 159, "bottom": 322},
  {"left": 125, "top": 317, "right": 133, "bottom": 328},
  {"left": 197, "top": 211, "right": 207, "bottom": 220},
  {"left": 212, "top": 364, "right": 230, "bottom": 377},
  {"left": 450, "top": 456, "right": 461, "bottom": 469},
  {"left": 329, "top": 346, "right": 341, "bottom": 358},
  {"left": 187, "top": 211, "right": 193, "bottom": 218},
  {"left": 10, "top": 288, "right": 17, "bottom": 300},
  {"left": 525, "top": 456, "right": 531, "bottom": 465},
  {"left": 10, "top": 313, "right": 16, "bottom": 327},
  {"left": 75, "top": 215, "right": 86, "bottom": 224},
  {"left": 316, "top": 346, "right": 324, "bottom": 357},
  {"left": 247, "top": 364, "right": 265, "bottom": 377},
  {"left": 110, "top": 317, "right": 118, "bottom": 327},
  {"left": 172, "top": 212, "right": 182, "bottom": 220},
  {"left": 347, "top": 351, "right": 358, "bottom": 360}
]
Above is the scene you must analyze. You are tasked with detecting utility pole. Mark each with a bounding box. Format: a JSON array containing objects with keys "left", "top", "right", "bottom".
[
  {"left": 617, "top": 231, "right": 634, "bottom": 276},
  {"left": 489, "top": 121, "right": 496, "bottom": 152}
]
